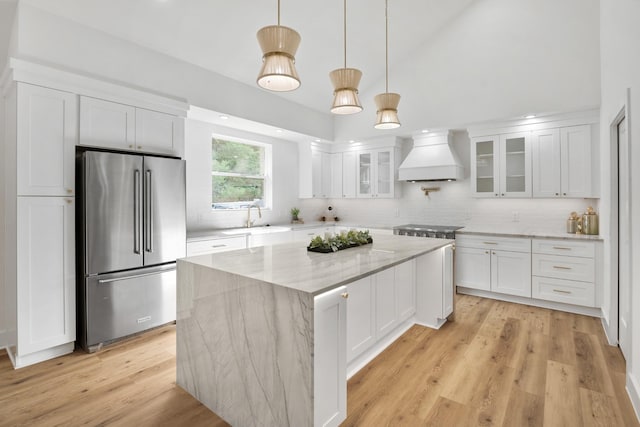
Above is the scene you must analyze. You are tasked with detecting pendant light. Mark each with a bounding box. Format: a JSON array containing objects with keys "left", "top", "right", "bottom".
[
  {"left": 256, "top": 0, "right": 301, "bottom": 92},
  {"left": 329, "top": 0, "right": 363, "bottom": 114},
  {"left": 374, "top": 0, "right": 401, "bottom": 129}
]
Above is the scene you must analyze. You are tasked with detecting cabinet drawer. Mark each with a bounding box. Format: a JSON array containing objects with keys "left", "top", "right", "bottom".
[
  {"left": 532, "top": 276, "right": 595, "bottom": 307},
  {"left": 532, "top": 239, "right": 594, "bottom": 258},
  {"left": 456, "top": 235, "right": 531, "bottom": 253},
  {"left": 532, "top": 254, "right": 594, "bottom": 282},
  {"left": 186, "top": 236, "right": 247, "bottom": 256}
]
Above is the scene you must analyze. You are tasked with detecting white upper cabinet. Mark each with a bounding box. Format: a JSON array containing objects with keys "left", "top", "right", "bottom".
[
  {"left": 17, "top": 84, "right": 77, "bottom": 196},
  {"left": 80, "top": 96, "right": 183, "bottom": 157},
  {"left": 357, "top": 148, "right": 396, "bottom": 198},
  {"left": 532, "top": 125, "right": 594, "bottom": 198},
  {"left": 342, "top": 151, "right": 357, "bottom": 198},
  {"left": 470, "top": 135, "right": 500, "bottom": 197},
  {"left": 531, "top": 128, "right": 561, "bottom": 197},
  {"left": 80, "top": 96, "right": 136, "bottom": 150},
  {"left": 499, "top": 132, "right": 531, "bottom": 197},
  {"left": 135, "top": 108, "right": 183, "bottom": 156},
  {"left": 560, "top": 125, "right": 592, "bottom": 197}
]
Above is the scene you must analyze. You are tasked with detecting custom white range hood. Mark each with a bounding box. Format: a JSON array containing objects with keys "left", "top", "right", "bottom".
[{"left": 398, "top": 130, "right": 464, "bottom": 181}]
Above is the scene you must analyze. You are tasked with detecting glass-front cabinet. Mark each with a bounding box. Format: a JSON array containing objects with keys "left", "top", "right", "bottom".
[
  {"left": 357, "top": 148, "right": 395, "bottom": 198},
  {"left": 471, "top": 133, "right": 530, "bottom": 198}
]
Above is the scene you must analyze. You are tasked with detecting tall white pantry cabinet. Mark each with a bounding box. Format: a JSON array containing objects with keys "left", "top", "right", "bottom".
[{"left": 2, "top": 83, "right": 77, "bottom": 368}]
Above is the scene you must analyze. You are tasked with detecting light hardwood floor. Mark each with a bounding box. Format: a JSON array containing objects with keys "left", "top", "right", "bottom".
[{"left": 1, "top": 295, "right": 637, "bottom": 426}]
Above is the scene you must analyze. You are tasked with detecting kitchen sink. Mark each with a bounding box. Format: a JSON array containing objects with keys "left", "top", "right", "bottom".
[{"left": 220, "top": 225, "right": 292, "bottom": 236}]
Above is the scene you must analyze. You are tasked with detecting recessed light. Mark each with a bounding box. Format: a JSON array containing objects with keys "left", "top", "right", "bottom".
[
  {"left": 275, "top": 129, "right": 283, "bottom": 133},
  {"left": 349, "top": 140, "right": 356, "bottom": 143},
  {"left": 219, "top": 115, "right": 229, "bottom": 120},
  {"left": 314, "top": 139, "right": 321, "bottom": 142},
  {"left": 421, "top": 129, "right": 429, "bottom": 133},
  {"left": 524, "top": 114, "right": 536, "bottom": 119}
]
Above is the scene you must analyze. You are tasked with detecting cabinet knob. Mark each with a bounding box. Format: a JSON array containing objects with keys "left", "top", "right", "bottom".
[
  {"left": 66, "top": 199, "right": 72, "bottom": 204},
  {"left": 495, "top": 193, "right": 499, "bottom": 197},
  {"left": 555, "top": 193, "right": 559, "bottom": 196},
  {"left": 137, "top": 146, "right": 143, "bottom": 149},
  {"left": 501, "top": 193, "right": 505, "bottom": 196},
  {"left": 66, "top": 188, "right": 73, "bottom": 194},
  {"left": 485, "top": 251, "right": 489, "bottom": 254},
  {"left": 492, "top": 251, "right": 496, "bottom": 255},
  {"left": 129, "top": 144, "right": 134, "bottom": 148},
  {"left": 341, "top": 292, "right": 349, "bottom": 299},
  {"left": 563, "top": 193, "right": 567, "bottom": 196}
]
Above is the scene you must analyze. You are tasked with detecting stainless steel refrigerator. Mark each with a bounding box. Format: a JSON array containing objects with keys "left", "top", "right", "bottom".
[{"left": 77, "top": 150, "right": 186, "bottom": 351}]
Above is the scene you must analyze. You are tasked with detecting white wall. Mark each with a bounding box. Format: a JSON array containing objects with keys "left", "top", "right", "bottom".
[
  {"left": 185, "top": 119, "right": 300, "bottom": 231},
  {"left": 299, "top": 132, "right": 596, "bottom": 229},
  {"left": 10, "top": 2, "right": 333, "bottom": 141},
  {"left": 335, "top": 0, "right": 601, "bottom": 141},
  {"left": 0, "top": 1, "right": 17, "bottom": 71},
  {"left": 599, "top": 0, "right": 640, "bottom": 416}
]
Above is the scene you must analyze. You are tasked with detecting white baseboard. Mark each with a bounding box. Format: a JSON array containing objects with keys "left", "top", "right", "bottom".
[
  {"left": 457, "top": 287, "right": 602, "bottom": 317},
  {"left": 8, "top": 342, "right": 74, "bottom": 369},
  {"left": 626, "top": 372, "right": 640, "bottom": 422},
  {"left": 600, "top": 316, "right": 618, "bottom": 346}
]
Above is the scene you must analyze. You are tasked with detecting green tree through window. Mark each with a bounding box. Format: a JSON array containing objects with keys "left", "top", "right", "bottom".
[{"left": 211, "top": 137, "right": 267, "bottom": 209}]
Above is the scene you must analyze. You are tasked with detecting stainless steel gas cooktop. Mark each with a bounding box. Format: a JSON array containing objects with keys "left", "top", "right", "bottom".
[{"left": 392, "top": 224, "right": 463, "bottom": 239}]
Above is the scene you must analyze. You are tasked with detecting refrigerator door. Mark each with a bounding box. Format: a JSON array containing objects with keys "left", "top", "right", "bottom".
[
  {"left": 85, "top": 151, "right": 143, "bottom": 275},
  {"left": 143, "top": 156, "right": 186, "bottom": 266},
  {"left": 83, "top": 263, "right": 177, "bottom": 350}
]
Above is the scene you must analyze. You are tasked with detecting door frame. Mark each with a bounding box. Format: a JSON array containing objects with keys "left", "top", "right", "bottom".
[{"left": 607, "top": 88, "right": 632, "bottom": 352}]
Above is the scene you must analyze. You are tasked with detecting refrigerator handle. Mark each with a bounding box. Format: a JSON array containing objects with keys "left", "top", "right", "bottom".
[
  {"left": 134, "top": 169, "right": 141, "bottom": 254},
  {"left": 145, "top": 169, "right": 153, "bottom": 253}
]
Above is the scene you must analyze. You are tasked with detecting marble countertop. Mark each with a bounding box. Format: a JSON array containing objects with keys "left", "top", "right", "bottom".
[
  {"left": 181, "top": 234, "right": 452, "bottom": 295},
  {"left": 186, "top": 222, "right": 392, "bottom": 242},
  {"left": 457, "top": 224, "right": 603, "bottom": 241}
]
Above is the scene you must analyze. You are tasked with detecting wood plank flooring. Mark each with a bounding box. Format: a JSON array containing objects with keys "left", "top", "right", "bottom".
[{"left": 0, "top": 295, "right": 637, "bottom": 426}]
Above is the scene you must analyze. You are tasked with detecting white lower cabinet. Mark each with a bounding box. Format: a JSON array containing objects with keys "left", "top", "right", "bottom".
[
  {"left": 346, "top": 277, "right": 375, "bottom": 362},
  {"left": 12, "top": 197, "right": 75, "bottom": 366},
  {"left": 456, "top": 235, "right": 531, "bottom": 298},
  {"left": 314, "top": 286, "right": 347, "bottom": 427},
  {"left": 415, "top": 246, "right": 454, "bottom": 328},
  {"left": 374, "top": 268, "right": 398, "bottom": 339},
  {"left": 396, "top": 259, "right": 416, "bottom": 322},
  {"left": 186, "top": 235, "right": 247, "bottom": 256}
]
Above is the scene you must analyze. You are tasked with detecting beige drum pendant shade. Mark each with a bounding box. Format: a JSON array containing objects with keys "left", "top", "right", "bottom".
[
  {"left": 257, "top": 25, "right": 301, "bottom": 91},
  {"left": 374, "top": 92, "right": 401, "bottom": 129},
  {"left": 330, "top": 68, "right": 363, "bottom": 114}
]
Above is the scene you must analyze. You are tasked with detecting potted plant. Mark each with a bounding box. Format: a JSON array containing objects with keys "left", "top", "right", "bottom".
[{"left": 290, "top": 207, "right": 300, "bottom": 222}]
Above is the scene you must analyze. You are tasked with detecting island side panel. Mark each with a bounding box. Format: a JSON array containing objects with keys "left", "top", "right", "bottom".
[{"left": 176, "top": 259, "right": 315, "bottom": 427}]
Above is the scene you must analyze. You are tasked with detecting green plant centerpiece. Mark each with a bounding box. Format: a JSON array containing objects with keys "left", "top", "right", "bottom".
[
  {"left": 290, "top": 207, "right": 300, "bottom": 221},
  {"left": 307, "top": 229, "right": 372, "bottom": 253}
]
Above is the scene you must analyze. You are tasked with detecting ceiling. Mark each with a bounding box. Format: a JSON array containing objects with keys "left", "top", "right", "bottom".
[{"left": 19, "top": 0, "right": 475, "bottom": 115}]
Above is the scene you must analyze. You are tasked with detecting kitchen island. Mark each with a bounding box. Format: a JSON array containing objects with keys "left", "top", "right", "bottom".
[{"left": 176, "top": 234, "right": 453, "bottom": 427}]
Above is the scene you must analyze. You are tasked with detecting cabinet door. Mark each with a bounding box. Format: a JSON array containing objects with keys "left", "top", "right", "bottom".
[
  {"left": 346, "top": 277, "right": 376, "bottom": 362},
  {"left": 499, "top": 132, "right": 531, "bottom": 197},
  {"left": 491, "top": 250, "right": 532, "bottom": 297},
  {"left": 455, "top": 246, "right": 491, "bottom": 290},
  {"left": 135, "top": 108, "right": 182, "bottom": 156},
  {"left": 321, "top": 151, "right": 332, "bottom": 199},
  {"left": 471, "top": 136, "right": 500, "bottom": 197},
  {"left": 80, "top": 96, "right": 136, "bottom": 151},
  {"left": 314, "top": 286, "right": 347, "bottom": 427},
  {"left": 374, "top": 268, "right": 398, "bottom": 338},
  {"left": 17, "top": 84, "right": 77, "bottom": 196},
  {"left": 357, "top": 151, "right": 373, "bottom": 198},
  {"left": 375, "top": 149, "right": 394, "bottom": 198},
  {"left": 531, "top": 128, "right": 561, "bottom": 197},
  {"left": 342, "top": 151, "right": 357, "bottom": 198},
  {"left": 561, "top": 125, "right": 592, "bottom": 197},
  {"left": 17, "top": 197, "right": 75, "bottom": 355},
  {"left": 443, "top": 245, "right": 454, "bottom": 317},
  {"left": 395, "top": 260, "right": 416, "bottom": 322},
  {"left": 330, "top": 152, "right": 343, "bottom": 198},
  {"left": 312, "top": 150, "right": 323, "bottom": 198}
]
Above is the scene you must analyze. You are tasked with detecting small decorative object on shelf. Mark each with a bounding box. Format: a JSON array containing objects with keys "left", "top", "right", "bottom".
[
  {"left": 307, "top": 229, "right": 372, "bottom": 253},
  {"left": 290, "top": 207, "right": 304, "bottom": 224}
]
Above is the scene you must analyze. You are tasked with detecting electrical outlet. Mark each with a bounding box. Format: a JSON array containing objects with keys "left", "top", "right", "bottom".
[{"left": 512, "top": 211, "right": 520, "bottom": 222}]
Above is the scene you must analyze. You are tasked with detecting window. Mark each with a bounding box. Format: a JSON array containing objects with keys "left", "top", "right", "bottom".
[{"left": 211, "top": 136, "right": 271, "bottom": 209}]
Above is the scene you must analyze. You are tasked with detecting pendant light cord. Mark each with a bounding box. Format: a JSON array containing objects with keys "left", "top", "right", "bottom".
[
  {"left": 385, "top": 0, "right": 389, "bottom": 93},
  {"left": 277, "top": 0, "right": 281, "bottom": 26},
  {"left": 343, "top": 0, "right": 347, "bottom": 68}
]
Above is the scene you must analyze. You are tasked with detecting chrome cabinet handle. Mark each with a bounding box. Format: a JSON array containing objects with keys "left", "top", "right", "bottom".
[
  {"left": 552, "top": 246, "right": 572, "bottom": 250},
  {"left": 483, "top": 241, "right": 498, "bottom": 245},
  {"left": 553, "top": 265, "right": 572, "bottom": 270},
  {"left": 211, "top": 244, "right": 227, "bottom": 248},
  {"left": 552, "top": 289, "right": 572, "bottom": 294}
]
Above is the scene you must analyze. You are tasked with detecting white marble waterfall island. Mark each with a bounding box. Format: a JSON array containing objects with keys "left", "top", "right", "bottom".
[{"left": 176, "top": 234, "right": 454, "bottom": 427}]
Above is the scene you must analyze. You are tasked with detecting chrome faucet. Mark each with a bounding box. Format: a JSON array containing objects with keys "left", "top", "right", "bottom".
[{"left": 246, "top": 204, "right": 262, "bottom": 228}]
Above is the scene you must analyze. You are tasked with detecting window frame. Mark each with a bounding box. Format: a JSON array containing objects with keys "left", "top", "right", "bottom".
[{"left": 210, "top": 134, "right": 273, "bottom": 211}]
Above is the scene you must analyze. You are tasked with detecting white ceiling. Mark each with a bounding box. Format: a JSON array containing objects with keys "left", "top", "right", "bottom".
[{"left": 19, "top": 0, "right": 475, "bottom": 115}]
